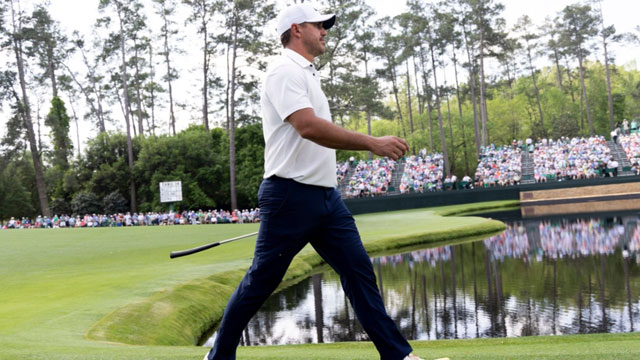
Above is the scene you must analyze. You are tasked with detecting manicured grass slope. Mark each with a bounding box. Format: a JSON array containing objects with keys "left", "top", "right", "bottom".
[
  {"left": 1, "top": 200, "right": 638, "bottom": 359},
  {"left": 88, "top": 202, "right": 512, "bottom": 346}
]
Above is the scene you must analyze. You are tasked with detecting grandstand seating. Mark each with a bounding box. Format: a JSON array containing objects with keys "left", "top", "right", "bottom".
[
  {"left": 618, "top": 133, "right": 640, "bottom": 175},
  {"left": 336, "top": 161, "right": 350, "bottom": 184},
  {"left": 474, "top": 145, "right": 522, "bottom": 187},
  {"left": 344, "top": 158, "right": 396, "bottom": 198},
  {"left": 532, "top": 136, "right": 612, "bottom": 181},
  {"left": 399, "top": 151, "right": 444, "bottom": 193},
  {"left": 337, "top": 134, "right": 638, "bottom": 198}
]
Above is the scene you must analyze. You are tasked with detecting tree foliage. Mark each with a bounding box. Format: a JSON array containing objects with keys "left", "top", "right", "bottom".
[
  {"left": 45, "top": 96, "right": 73, "bottom": 170},
  {"left": 103, "top": 190, "right": 128, "bottom": 214},
  {"left": 71, "top": 191, "right": 102, "bottom": 216},
  {"left": 0, "top": 155, "right": 36, "bottom": 219},
  {"left": 2, "top": 0, "right": 640, "bottom": 220}
]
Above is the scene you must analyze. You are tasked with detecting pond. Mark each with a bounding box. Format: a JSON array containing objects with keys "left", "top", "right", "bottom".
[{"left": 202, "top": 212, "right": 640, "bottom": 347}]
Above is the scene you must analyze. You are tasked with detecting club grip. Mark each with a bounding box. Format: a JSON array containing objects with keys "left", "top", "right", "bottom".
[{"left": 170, "top": 242, "right": 221, "bottom": 259}]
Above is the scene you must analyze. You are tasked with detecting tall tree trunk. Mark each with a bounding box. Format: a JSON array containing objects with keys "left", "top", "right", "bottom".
[
  {"left": 365, "top": 57, "right": 373, "bottom": 160},
  {"left": 225, "top": 43, "right": 230, "bottom": 131},
  {"left": 365, "top": 109, "right": 372, "bottom": 159},
  {"left": 229, "top": 13, "right": 238, "bottom": 211},
  {"left": 443, "top": 69, "right": 456, "bottom": 173},
  {"left": 390, "top": 64, "right": 407, "bottom": 139},
  {"left": 118, "top": 7, "right": 137, "bottom": 213},
  {"left": 462, "top": 22, "right": 481, "bottom": 158},
  {"left": 201, "top": 1, "right": 210, "bottom": 132},
  {"left": 507, "top": 59, "right": 519, "bottom": 140},
  {"left": 406, "top": 59, "right": 415, "bottom": 135},
  {"left": 445, "top": 93, "right": 455, "bottom": 174},
  {"left": 429, "top": 45, "right": 450, "bottom": 177},
  {"left": 162, "top": 8, "right": 176, "bottom": 136},
  {"left": 479, "top": 35, "right": 488, "bottom": 148},
  {"left": 452, "top": 50, "right": 470, "bottom": 176},
  {"left": 81, "top": 48, "right": 107, "bottom": 132},
  {"left": 36, "top": 103, "right": 43, "bottom": 152},
  {"left": 552, "top": 48, "right": 564, "bottom": 91},
  {"left": 11, "top": 1, "right": 50, "bottom": 217},
  {"left": 95, "top": 87, "right": 106, "bottom": 132},
  {"left": 579, "top": 82, "right": 584, "bottom": 131},
  {"left": 597, "top": 3, "right": 615, "bottom": 130},
  {"left": 406, "top": 58, "right": 415, "bottom": 154},
  {"left": 133, "top": 36, "right": 145, "bottom": 136},
  {"left": 144, "top": 111, "right": 152, "bottom": 136},
  {"left": 127, "top": 89, "right": 137, "bottom": 137},
  {"left": 47, "top": 48, "right": 58, "bottom": 98},
  {"left": 564, "top": 57, "right": 577, "bottom": 104},
  {"left": 413, "top": 56, "right": 423, "bottom": 114},
  {"left": 503, "top": 61, "right": 514, "bottom": 89},
  {"left": 419, "top": 47, "right": 433, "bottom": 152},
  {"left": 115, "top": 75, "right": 126, "bottom": 123},
  {"left": 603, "top": 37, "right": 614, "bottom": 130},
  {"left": 527, "top": 47, "right": 545, "bottom": 137},
  {"left": 426, "top": 93, "right": 434, "bottom": 153},
  {"left": 148, "top": 41, "right": 156, "bottom": 136},
  {"left": 329, "top": 62, "right": 342, "bottom": 126},
  {"left": 577, "top": 48, "right": 594, "bottom": 135},
  {"left": 67, "top": 97, "right": 81, "bottom": 157},
  {"left": 79, "top": 46, "right": 107, "bottom": 131},
  {"left": 483, "top": 90, "right": 489, "bottom": 143}
]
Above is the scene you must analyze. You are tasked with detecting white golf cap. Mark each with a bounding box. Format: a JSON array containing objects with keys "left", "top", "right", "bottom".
[{"left": 277, "top": 3, "right": 336, "bottom": 36}]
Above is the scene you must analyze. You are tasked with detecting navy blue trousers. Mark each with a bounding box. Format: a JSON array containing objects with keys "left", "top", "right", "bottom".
[{"left": 207, "top": 177, "right": 412, "bottom": 360}]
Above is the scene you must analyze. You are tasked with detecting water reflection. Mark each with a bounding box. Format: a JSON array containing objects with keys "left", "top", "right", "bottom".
[{"left": 202, "top": 215, "right": 640, "bottom": 347}]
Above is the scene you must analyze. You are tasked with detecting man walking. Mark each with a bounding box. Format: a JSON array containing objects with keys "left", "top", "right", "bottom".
[{"left": 205, "top": 4, "right": 427, "bottom": 360}]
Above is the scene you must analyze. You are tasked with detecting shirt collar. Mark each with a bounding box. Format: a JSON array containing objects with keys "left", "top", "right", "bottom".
[{"left": 283, "top": 48, "right": 314, "bottom": 69}]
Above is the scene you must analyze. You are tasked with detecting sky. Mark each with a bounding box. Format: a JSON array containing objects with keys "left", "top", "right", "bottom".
[{"left": 3, "top": 0, "right": 640, "bottom": 152}]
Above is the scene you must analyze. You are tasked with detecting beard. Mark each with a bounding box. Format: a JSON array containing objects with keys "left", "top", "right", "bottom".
[{"left": 303, "top": 36, "right": 325, "bottom": 57}]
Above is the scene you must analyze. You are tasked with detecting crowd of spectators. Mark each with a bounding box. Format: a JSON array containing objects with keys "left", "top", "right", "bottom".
[
  {"left": 1, "top": 208, "right": 260, "bottom": 229},
  {"left": 474, "top": 144, "right": 522, "bottom": 188},
  {"left": 399, "top": 150, "right": 444, "bottom": 193},
  {"left": 336, "top": 161, "right": 350, "bottom": 184},
  {"left": 344, "top": 158, "right": 396, "bottom": 198},
  {"left": 6, "top": 134, "right": 640, "bottom": 226},
  {"left": 619, "top": 133, "right": 640, "bottom": 175},
  {"left": 533, "top": 136, "right": 614, "bottom": 182}
]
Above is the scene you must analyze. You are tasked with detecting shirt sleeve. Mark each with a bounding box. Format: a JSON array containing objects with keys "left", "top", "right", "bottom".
[{"left": 265, "top": 64, "right": 313, "bottom": 121}]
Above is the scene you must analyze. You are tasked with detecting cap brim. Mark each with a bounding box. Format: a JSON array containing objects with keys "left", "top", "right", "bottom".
[
  {"left": 322, "top": 14, "right": 336, "bottom": 30},
  {"left": 307, "top": 13, "right": 336, "bottom": 30}
]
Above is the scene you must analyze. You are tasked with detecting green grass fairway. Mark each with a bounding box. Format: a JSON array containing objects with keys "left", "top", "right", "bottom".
[{"left": 2, "top": 200, "right": 639, "bottom": 359}]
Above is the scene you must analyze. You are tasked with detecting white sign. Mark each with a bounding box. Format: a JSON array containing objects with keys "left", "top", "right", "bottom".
[{"left": 159, "top": 181, "right": 182, "bottom": 203}]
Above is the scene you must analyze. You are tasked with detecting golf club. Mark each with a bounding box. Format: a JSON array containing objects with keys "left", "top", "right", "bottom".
[{"left": 170, "top": 231, "right": 258, "bottom": 259}]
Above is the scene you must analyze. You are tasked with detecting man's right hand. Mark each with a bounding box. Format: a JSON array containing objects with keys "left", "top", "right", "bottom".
[{"left": 371, "top": 136, "right": 409, "bottom": 160}]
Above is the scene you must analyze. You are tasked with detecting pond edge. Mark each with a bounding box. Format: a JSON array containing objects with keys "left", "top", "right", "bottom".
[{"left": 85, "top": 201, "right": 513, "bottom": 346}]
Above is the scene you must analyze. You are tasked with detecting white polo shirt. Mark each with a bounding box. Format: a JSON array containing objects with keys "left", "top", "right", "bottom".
[{"left": 261, "top": 48, "right": 337, "bottom": 188}]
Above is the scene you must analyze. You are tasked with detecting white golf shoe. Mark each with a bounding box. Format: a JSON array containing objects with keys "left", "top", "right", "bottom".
[
  {"left": 404, "top": 355, "right": 450, "bottom": 360},
  {"left": 404, "top": 354, "right": 425, "bottom": 360}
]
